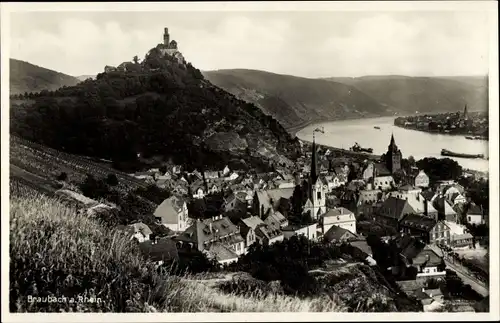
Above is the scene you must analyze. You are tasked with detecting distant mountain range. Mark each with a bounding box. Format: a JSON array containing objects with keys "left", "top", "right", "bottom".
[
  {"left": 9, "top": 58, "right": 488, "bottom": 135},
  {"left": 9, "top": 59, "right": 81, "bottom": 95},
  {"left": 204, "top": 69, "right": 488, "bottom": 132}
]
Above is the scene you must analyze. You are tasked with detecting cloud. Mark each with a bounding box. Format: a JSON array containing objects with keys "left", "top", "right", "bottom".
[{"left": 9, "top": 11, "right": 491, "bottom": 77}]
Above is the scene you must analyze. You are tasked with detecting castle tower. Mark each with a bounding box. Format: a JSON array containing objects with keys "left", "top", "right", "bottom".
[
  {"left": 163, "top": 27, "right": 170, "bottom": 46},
  {"left": 385, "top": 133, "right": 402, "bottom": 174}
]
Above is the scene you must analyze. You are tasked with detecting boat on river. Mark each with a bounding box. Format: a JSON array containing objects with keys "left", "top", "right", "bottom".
[
  {"left": 441, "top": 149, "right": 484, "bottom": 159},
  {"left": 465, "top": 136, "right": 474, "bottom": 140},
  {"left": 374, "top": 126, "right": 381, "bottom": 130},
  {"left": 350, "top": 142, "right": 373, "bottom": 153}
]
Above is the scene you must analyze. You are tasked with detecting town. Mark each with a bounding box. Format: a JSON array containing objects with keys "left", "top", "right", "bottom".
[
  {"left": 7, "top": 22, "right": 491, "bottom": 314},
  {"left": 394, "top": 106, "right": 489, "bottom": 139},
  {"left": 36, "top": 128, "right": 489, "bottom": 311}
]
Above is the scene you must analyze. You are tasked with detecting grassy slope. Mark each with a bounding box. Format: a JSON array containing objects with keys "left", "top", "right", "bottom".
[
  {"left": 9, "top": 183, "right": 348, "bottom": 312},
  {"left": 203, "top": 69, "right": 387, "bottom": 130},
  {"left": 10, "top": 59, "right": 81, "bottom": 95},
  {"left": 325, "top": 75, "right": 488, "bottom": 114}
]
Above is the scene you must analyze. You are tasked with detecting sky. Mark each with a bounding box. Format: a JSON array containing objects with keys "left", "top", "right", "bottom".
[{"left": 8, "top": 9, "right": 491, "bottom": 78}]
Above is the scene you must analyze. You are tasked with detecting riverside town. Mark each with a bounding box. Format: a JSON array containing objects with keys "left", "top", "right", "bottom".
[{"left": 7, "top": 7, "right": 493, "bottom": 316}]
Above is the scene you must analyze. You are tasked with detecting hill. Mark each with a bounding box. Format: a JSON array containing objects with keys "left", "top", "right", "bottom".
[
  {"left": 76, "top": 75, "right": 97, "bottom": 81},
  {"left": 10, "top": 182, "right": 421, "bottom": 312},
  {"left": 324, "top": 75, "right": 488, "bottom": 114},
  {"left": 10, "top": 48, "right": 300, "bottom": 172},
  {"left": 9, "top": 58, "right": 81, "bottom": 95},
  {"left": 203, "top": 69, "right": 388, "bottom": 131}
]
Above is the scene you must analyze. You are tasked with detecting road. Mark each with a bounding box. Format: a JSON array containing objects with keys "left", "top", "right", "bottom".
[{"left": 445, "top": 260, "right": 489, "bottom": 297}]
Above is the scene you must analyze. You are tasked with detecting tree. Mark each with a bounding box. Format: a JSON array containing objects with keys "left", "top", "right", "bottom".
[
  {"left": 106, "top": 173, "right": 119, "bottom": 186},
  {"left": 57, "top": 172, "right": 68, "bottom": 181},
  {"left": 291, "top": 184, "right": 304, "bottom": 217}
]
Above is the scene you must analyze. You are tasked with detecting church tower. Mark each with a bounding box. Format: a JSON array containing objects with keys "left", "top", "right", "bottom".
[
  {"left": 308, "top": 137, "right": 326, "bottom": 220},
  {"left": 385, "top": 133, "right": 402, "bottom": 173},
  {"left": 463, "top": 104, "right": 469, "bottom": 120},
  {"left": 163, "top": 27, "right": 170, "bottom": 46}
]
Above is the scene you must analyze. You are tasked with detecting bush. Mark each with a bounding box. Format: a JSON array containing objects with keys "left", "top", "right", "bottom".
[
  {"left": 56, "top": 172, "right": 68, "bottom": 181},
  {"left": 106, "top": 174, "right": 119, "bottom": 186}
]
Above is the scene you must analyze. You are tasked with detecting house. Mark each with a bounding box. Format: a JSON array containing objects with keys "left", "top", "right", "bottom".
[
  {"left": 413, "top": 245, "right": 446, "bottom": 279},
  {"left": 376, "top": 197, "right": 416, "bottom": 228},
  {"left": 204, "top": 171, "right": 220, "bottom": 180},
  {"left": 324, "top": 174, "right": 342, "bottom": 191},
  {"left": 239, "top": 216, "right": 284, "bottom": 248},
  {"left": 390, "top": 184, "right": 422, "bottom": 200},
  {"left": 154, "top": 196, "right": 190, "bottom": 232},
  {"left": 282, "top": 223, "right": 318, "bottom": 241},
  {"left": 350, "top": 238, "right": 373, "bottom": 258},
  {"left": 228, "top": 172, "right": 240, "bottom": 181},
  {"left": 323, "top": 225, "right": 357, "bottom": 243},
  {"left": 223, "top": 192, "right": 248, "bottom": 214},
  {"left": 175, "top": 215, "right": 245, "bottom": 259},
  {"left": 357, "top": 186, "right": 382, "bottom": 205},
  {"left": 399, "top": 214, "right": 451, "bottom": 246},
  {"left": 253, "top": 188, "right": 295, "bottom": 218},
  {"left": 451, "top": 233, "right": 474, "bottom": 248},
  {"left": 465, "top": 203, "right": 484, "bottom": 225},
  {"left": 373, "top": 175, "right": 396, "bottom": 191},
  {"left": 448, "top": 192, "right": 467, "bottom": 206},
  {"left": 238, "top": 216, "right": 261, "bottom": 251},
  {"left": 204, "top": 244, "right": 239, "bottom": 266},
  {"left": 122, "top": 222, "right": 153, "bottom": 243},
  {"left": 432, "top": 195, "right": 458, "bottom": 222},
  {"left": 264, "top": 210, "right": 289, "bottom": 228},
  {"left": 405, "top": 195, "right": 439, "bottom": 220},
  {"left": 320, "top": 207, "right": 356, "bottom": 234},
  {"left": 138, "top": 237, "right": 179, "bottom": 266},
  {"left": 414, "top": 170, "right": 430, "bottom": 188}
]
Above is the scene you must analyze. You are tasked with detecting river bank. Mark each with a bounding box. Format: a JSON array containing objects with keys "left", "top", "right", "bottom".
[{"left": 296, "top": 116, "right": 490, "bottom": 172}]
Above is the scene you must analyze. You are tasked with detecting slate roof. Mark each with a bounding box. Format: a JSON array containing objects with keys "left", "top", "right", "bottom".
[
  {"left": 374, "top": 163, "right": 391, "bottom": 176},
  {"left": 350, "top": 239, "right": 373, "bottom": 256},
  {"left": 420, "top": 190, "right": 436, "bottom": 202},
  {"left": 413, "top": 245, "right": 444, "bottom": 267},
  {"left": 175, "top": 216, "right": 243, "bottom": 251},
  {"left": 266, "top": 211, "right": 288, "bottom": 227},
  {"left": 467, "top": 203, "right": 483, "bottom": 215},
  {"left": 379, "top": 197, "right": 415, "bottom": 220},
  {"left": 399, "top": 214, "right": 437, "bottom": 232},
  {"left": 206, "top": 243, "right": 238, "bottom": 262},
  {"left": 324, "top": 225, "right": 356, "bottom": 242}
]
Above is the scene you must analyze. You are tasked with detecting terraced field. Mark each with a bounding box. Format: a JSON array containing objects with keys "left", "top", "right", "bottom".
[{"left": 10, "top": 135, "right": 149, "bottom": 195}]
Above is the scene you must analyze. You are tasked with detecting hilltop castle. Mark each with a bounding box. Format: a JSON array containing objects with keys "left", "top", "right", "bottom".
[
  {"left": 159, "top": 27, "right": 185, "bottom": 64},
  {"left": 104, "top": 27, "right": 186, "bottom": 73}
]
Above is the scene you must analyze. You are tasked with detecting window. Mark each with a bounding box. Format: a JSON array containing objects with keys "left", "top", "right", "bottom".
[{"left": 317, "top": 191, "right": 321, "bottom": 200}]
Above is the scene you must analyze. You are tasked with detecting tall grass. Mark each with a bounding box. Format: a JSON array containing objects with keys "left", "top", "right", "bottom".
[{"left": 9, "top": 185, "right": 348, "bottom": 312}]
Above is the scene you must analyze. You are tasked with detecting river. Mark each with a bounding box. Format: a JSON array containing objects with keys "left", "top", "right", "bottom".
[{"left": 296, "top": 116, "right": 489, "bottom": 173}]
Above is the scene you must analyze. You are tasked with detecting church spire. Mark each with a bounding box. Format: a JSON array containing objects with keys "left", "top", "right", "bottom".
[{"left": 311, "top": 136, "right": 318, "bottom": 185}]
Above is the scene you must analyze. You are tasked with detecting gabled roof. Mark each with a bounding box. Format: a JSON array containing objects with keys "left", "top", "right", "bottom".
[
  {"left": 154, "top": 196, "right": 185, "bottom": 224},
  {"left": 374, "top": 163, "right": 391, "bottom": 176},
  {"left": 176, "top": 216, "right": 242, "bottom": 251},
  {"left": 467, "top": 203, "right": 483, "bottom": 215},
  {"left": 413, "top": 244, "right": 444, "bottom": 266},
  {"left": 266, "top": 211, "right": 288, "bottom": 227},
  {"left": 241, "top": 216, "right": 265, "bottom": 230},
  {"left": 379, "top": 197, "right": 415, "bottom": 220},
  {"left": 324, "top": 225, "right": 356, "bottom": 242},
  {"left": 399, "top": 184, "right": 419, "bottom": 191},
  {"left": 420, "top": 190, "right": 435, "bottom": 202},
  {"left": 206, "top": 243, "right": 238, "bottom": 261}
]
